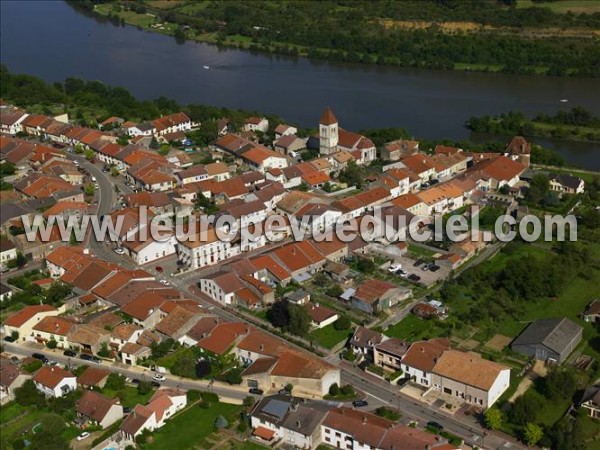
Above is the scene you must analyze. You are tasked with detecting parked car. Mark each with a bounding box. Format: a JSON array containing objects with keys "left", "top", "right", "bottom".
[
  {"left": 427, "top": 421, "right": 444, "bottom": 431},
  {"left": 397, "top": 269, "right": 409, "bottom": 278},
  {"left": 63, "top": 350, "right": 76, "bottom": 357},
  {"left": 352, "top": 400, "right": 368, "bottom": 408},
  {"left": 48, "top": 361, "right": 59, "bottom": 366},
  {"left": 155, "top": 266, "right": 163, "bottom": 273},
  {"left": 3, "top": 336, "right": 15, "bottom": 343},
  {"left": 429, "top": 265, "right": 440, "bottom": 272},
  {"left": 408, "top": 274, "right": 421, "bottom": 282},
  {"left": 114, "top": 247, "right": 125, "bottom": 255},
  {"left": 278, "top": 388, "right": 291, "bottom": 395},
  {"left": 76, "top": 432, "right": 91, "bottom": 441},
  {"left": 151, "top": 381, "right": 161, "bottom": 388},
  {"left": 80, "top": 354, "right": 100, "bottom": 363},
  {"left": 123, "top": 406, "right": 132, "bottom": 414},
  {"left": 388, "top": 264, "right": 402, "bottom": 273},
  {"left": 413, "top": 259, "right": 425, "bottom": 267},
  {"left": 10, "top": 356, "right": 20, "bottom": 364},
  {"left": 32, "top": 353, "right": 49, "bottom": 363},
  {"left": 249, "top": 388, "right": 264, "bottom": 395},
  {"left": 152, "top": 374, "right": 166, "bottom": 382},
  {"left": 131, "top": 378, "right": 141, "bottom": 385}
]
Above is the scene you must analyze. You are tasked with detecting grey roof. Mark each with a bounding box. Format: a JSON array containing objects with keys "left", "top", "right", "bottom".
[
  {"left": 554, "top": 174, "right": 582, "bottom": 190},
  {"left": 0, "top": 202, "right": 34, "bottom": 225},
  {"left": 0, "top": 284, "right": 12, "bottom": 295},
  {"left": 251, "top": 395, "right": 329, "bottom": 436},
  {"left": 511, "top": 318, "right": 583, "bottom": 354}
]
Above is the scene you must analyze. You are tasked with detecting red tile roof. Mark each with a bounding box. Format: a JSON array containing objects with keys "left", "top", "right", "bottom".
[
  {"left": 33, "top": 366, "right": 74, "bottom": 389},
  {"left": 320, "top": 107, "right": 338, "bottom": 125},
  {"left": 3, "top": 304, "right": 56, "bottom": 328}
]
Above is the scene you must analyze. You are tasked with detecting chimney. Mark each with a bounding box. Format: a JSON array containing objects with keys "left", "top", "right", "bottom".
[
  {"left": 362, "top": 416, "right": 367, "bottom": 425},
  {"left": 259, "top": 344, "right": 264, "bottom": 352}
]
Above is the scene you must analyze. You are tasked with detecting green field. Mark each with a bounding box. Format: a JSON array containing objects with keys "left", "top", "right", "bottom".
[
  {"left": 102, "top": 385, "right": 155, "bottom": 408},
  {"left": 384, "top": 314, "right": 445, "bottom": 342},
  {"left": 142, "top": 402, "right": 241, "bottom": 450},
  {"left": 309, "top": 323, "right": 353, "bottom": 349},
  {"left": 517, "top": 0, "right": 600, "bottom": 13}
]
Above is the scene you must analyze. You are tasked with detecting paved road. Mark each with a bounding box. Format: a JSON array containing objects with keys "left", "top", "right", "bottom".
[{"left": 3, "top": 342, "right": 249, "bottom": 403}]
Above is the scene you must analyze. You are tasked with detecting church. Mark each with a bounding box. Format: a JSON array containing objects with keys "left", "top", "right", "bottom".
[{"left": 319, "top": 108, "right": 376, "bottom": 165}]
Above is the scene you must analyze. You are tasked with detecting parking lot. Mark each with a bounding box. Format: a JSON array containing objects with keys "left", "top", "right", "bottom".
[{"left": 388, "top": 254, "right": 451, "bottom": 287}]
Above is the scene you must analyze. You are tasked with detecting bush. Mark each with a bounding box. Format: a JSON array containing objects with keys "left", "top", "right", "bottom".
[
  {"left": 199, "top": 400, "right": 211, "bottom": 409},
  {"left": 328, "top": 383, "right": 340, "bottom": 396},
  {"left": 333, "top": 316, "right": 351, "bottom": 330},
  {"left": 243, "top": 396, "right": 255, "bottom": 407},
  {"left": 137, "top": 381, "right": 152, "bottom": 395},
  {"left": 340, "top": 384, "right": 355, "bottom": 396},
  {"left": 105, "top": 373, "right": 125, "bottom": 391},
  {"left": 187, "top": 389, "right": 201, "bottom": 403},
  {"left": 201, "top": 392, "right": 219, "bottom": 403},
  {"left": 376, "top": 406, "right": 401, "bottom": 421},
  {"left": 46, "top": 339, "right": 58, "bottom": 349},
  {"left": 23, "top": 360, "right": 43, "bottom": 373}
]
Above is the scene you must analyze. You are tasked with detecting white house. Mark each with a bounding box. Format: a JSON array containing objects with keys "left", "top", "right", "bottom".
[
  {"left": 33, "top": 366, "right": 77, "bottom": 398},
  {"left": 243, "top": 117, "right": 269, "bottom": 133},
  {"left": 177, "top": 227, "right": 240, "bottom": 270},
  {"left": 0, "top": 109, "right": 28, "bottom": 135},
  {"left": 0, "top": 361, "right": 30, "bottom": 405},
  {"left": 306, "top": 304, "right": 338, "bottom": 329},
  {"left": 121, "top": 232, "right": 178, "bottom": 265},
  {"left": 0, "top": 238, "right": 17, "bottom": 271},
  {"left": 198, "top": 271, "right": 245, "bottom": 306},
  {"left": 241, "top": 147, "right": 288, "bottom": 172}
]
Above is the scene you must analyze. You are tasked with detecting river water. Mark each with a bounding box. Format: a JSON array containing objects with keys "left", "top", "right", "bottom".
[{"left": 1, "top": 0, "right": 599, "bottom": 169}]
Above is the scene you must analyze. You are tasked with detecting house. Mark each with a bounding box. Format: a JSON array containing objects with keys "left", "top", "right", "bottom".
[
  {"left": 2, "top": 305, "right": 58, "bottom": 343},
  {"left": 76, "top": 366, "right": 110, "bottom": 389},
  {"left": 249, "top": 395, "right": 330, "bottom": 448},
  {"left": 291, "top": 203, "right": 341, "bottom": 235},
  {"left": 274, "top": 124, "right": 298, "bottom": 139},
  {"left": 391, "top": 193, "right": 428, "bottom": 216},
  {"left": 549, "top": 173, "right": 585, "bottom": 195},
  {"left": 511, "top": 317, "right": 583, "bottom": 364},
  {"left": 474, "top": 155, "right": 525, "bottom": 190},
  {"left": 76, "top": 390, "right": 124, "bottom": 429},
  {"left": 31, "top": 316, "right": 75, "bottom": 348},
  {"left": 274, "top": 135, "right": 306, "bottom": 155},
  {"left": 579, "top": 385, "right": 600, "bottom": 419},
  {"left": 119, "top": 342, "right": 152, "bottom": 366},
  {"left": 306, "top": 303, "right": 339, "bottom": 329},
  {"left": 177, "top": 226, "right": 238, "bottom": 270},
  {"left": 199, "top": 271, "right": 246, "bottom": 306},
  {"left": 0, "top": 284, "right": 12, "bottom": 303},
  {"left": 583, "top": 300, "right": 600, "bottom": 323},
  {"left": 69, "top": 324, "right": 111, "bottom": 355},
  {"left": 436, "top": 252, "right": 463, "bottom": 270},
  {"left": 33, "top": 366, "right": 77, "bottom": 397},
  {"left": 401, "top": 338, "right": 451, "bottom": 387},
  {"left": 400, "top": 154, "right": 437, "bottom": 183},
  {"left": 380, "top": 139, "right": 419, "bottom": 161},
  {"left": 0, "top": 238, "right": 17, "bottom": 270},
  {"left": 272, "top": 241, "right": 326, "bottom": 278},
  {"left": 244, "top": 117, "right": 269, "bottom": 133},
  {"left": 285, "top": 289, "right": 311, "bottom": 306},
  {"left": 431, "top": 350, "right": 511, "bottom": 408},
  {"left": 318, "top": 108, "right": 376, "bottom": 164},
  {"left": 175, "top": 165, "right": 208, "bottom": 185},
  {"left": 0, "top": 360, "right": 30, "bottom": 404},
  {"left": 119, "top": 388, "right": 187, "bottom": 440},
  {"left": 351, "top": 279, "right": 411, "bottom": 314},
  {"left": 373, "top": 338, "right": 410, "bottom": 372},
  {"left": 0, "top": 109, "right": 28, "bottom": 135},
  {"left": 349, "top": 326, "right": 385, "bottom": 362},
  {"left": 241, "top": 146, "right": 288, "bottom": 172},
  {"left": 321, "top": 407, "right": 448, "bottom": 450}
]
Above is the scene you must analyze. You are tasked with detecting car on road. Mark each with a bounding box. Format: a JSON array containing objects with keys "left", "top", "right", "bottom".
[
  {"left": 32, "top": 353, "right": 49, "bottom": 363},
  {"left": 249, "top": 388, "right": 264, "bottom": 395},
  {"left": 352, "top": 400, "right": 369, "bottom": 408},
  {"left": 80, "top": 354, "right": 100, "bottom": 363},
  {"left": 408, "top": 274, "right": 421, "bottom": 282},
  {"left": 76, "top": 432, "right": 91, "bottom": 441},
  {"left": 91, "top": 176, "right": 97, "bottom": 182},
  {"left": 427, "top": 421, "right": 444, "bottom": 431},
  {"left": 3, "top": 336, "right": 15, "bottom": 343},
  {"left": 388, "top": 264, "right": 402, "bottom": 273},
  {"left": 63, "top": 350, "right": 76, "bottom": 357},
  {"left": 152, "top": 374, "right": 166, "bottom": 382}
]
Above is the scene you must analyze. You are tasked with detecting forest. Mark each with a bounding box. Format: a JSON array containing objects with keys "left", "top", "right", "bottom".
[
  {"left": 467, "top": 107, "right": 600, "bottom": 142},
  {"left": 74, "top": 0, "right": 600, "bottom": 77}
]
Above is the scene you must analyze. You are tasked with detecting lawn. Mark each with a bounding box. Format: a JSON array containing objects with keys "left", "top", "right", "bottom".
[
  {"left": 516, "top": 0, "right": 600, "bottom": 13},
  {"left": 102, "top": 386, "right": 154, "bottom": 408},
  {"left": 142, "top": 402, "right": 241, "bottom": 450},
  {"left": 384, "top": 314, "right": 445, "bottom": 342},
  {"left": 309, "top": 323, "right": 353, "bottom": 349},
  {"left": 407, "top": 244, "right": 437, "bottom": 258}
]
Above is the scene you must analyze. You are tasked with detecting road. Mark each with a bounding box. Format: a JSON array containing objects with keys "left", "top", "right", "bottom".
[{"left": 3, "top": 342, "right": 249, "bottom": 403}]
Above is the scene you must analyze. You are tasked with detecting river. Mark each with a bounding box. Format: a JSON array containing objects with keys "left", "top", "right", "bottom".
[{"left": 1, "top": 0, "right": 599, "bottom": 169}]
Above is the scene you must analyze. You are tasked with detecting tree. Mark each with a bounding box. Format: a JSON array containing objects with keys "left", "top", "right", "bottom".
[
  {"left": 84, "top": 149, "right": 95, "bottom": 161},
  {"left": 196, "top": 359, "right": 212, "bottom": 378},
  {"left": 527, "top": 173, "right": 549, "bottom": 205},
  {"left": 150, "top": 338, "right": 175, "bottom": 359},
  {"left": 30, "top": 414, "right": 68, "bottom": 450},
  {"left": 105, "top": 373, "right": 125, "bottom": 391},
  {"left": 338, "top": 161, "right": 363, "bottom": 188},
  {"left": 287, "top": 303, "right": 311, "bottom": 337},
  {"left": 15, "top": 379, "right": 46, "bottom": 407},
  {"left": 137, "top": 380, "right": 152, "bottom": 395},
  {"left": 524, "top": 422, "right": 544, "bottom": 446},
  {"left": 326, "top": 284, "right": 344, "bottom": 298},
  {"left": 333, "top": 316, "right": 351, "bottom": 330},
  {"left": 328, "top": 383, "right": 340, "bottom": 396},
  {"left": 509, "top": 393, "right": 540, "bottom": 426},
  {"left": 267, "top": 300, "right": 290, "bottom": 328},
  {"left": 46, "top": 338, "right": 58, "bottom": 349},
  {"left": 97, "top": 342, "right": 110, "bottom": 358},
  {"left": 243, "top": 396, "right": 255, "bottom": 407},
  {"left": 187, "top": 389, "right": 202, "bottom": 402},
  {"left": 541, "top": 368, "right": 577, "bottom": 400},
  {"left": 340, "top": 384, "right": 355, "bottom": 396},
  {"left": 11, "top": 330, "right": 19, "bottom": 340},
  {"left": 484, "top": 407, "right": 502, "bottom": 430}
]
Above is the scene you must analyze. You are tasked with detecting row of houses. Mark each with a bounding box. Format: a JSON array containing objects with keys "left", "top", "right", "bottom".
[
  {"left": 249, "top": 394, "right": 458, "bottom": 450},
  {"left": 350, "top": 327, "right": 510, "bottom": 409}
]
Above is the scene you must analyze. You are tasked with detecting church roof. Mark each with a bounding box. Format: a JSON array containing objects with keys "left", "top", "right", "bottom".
[{"left": 320, "top": 108, "right": 338, "bottom": 126}]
